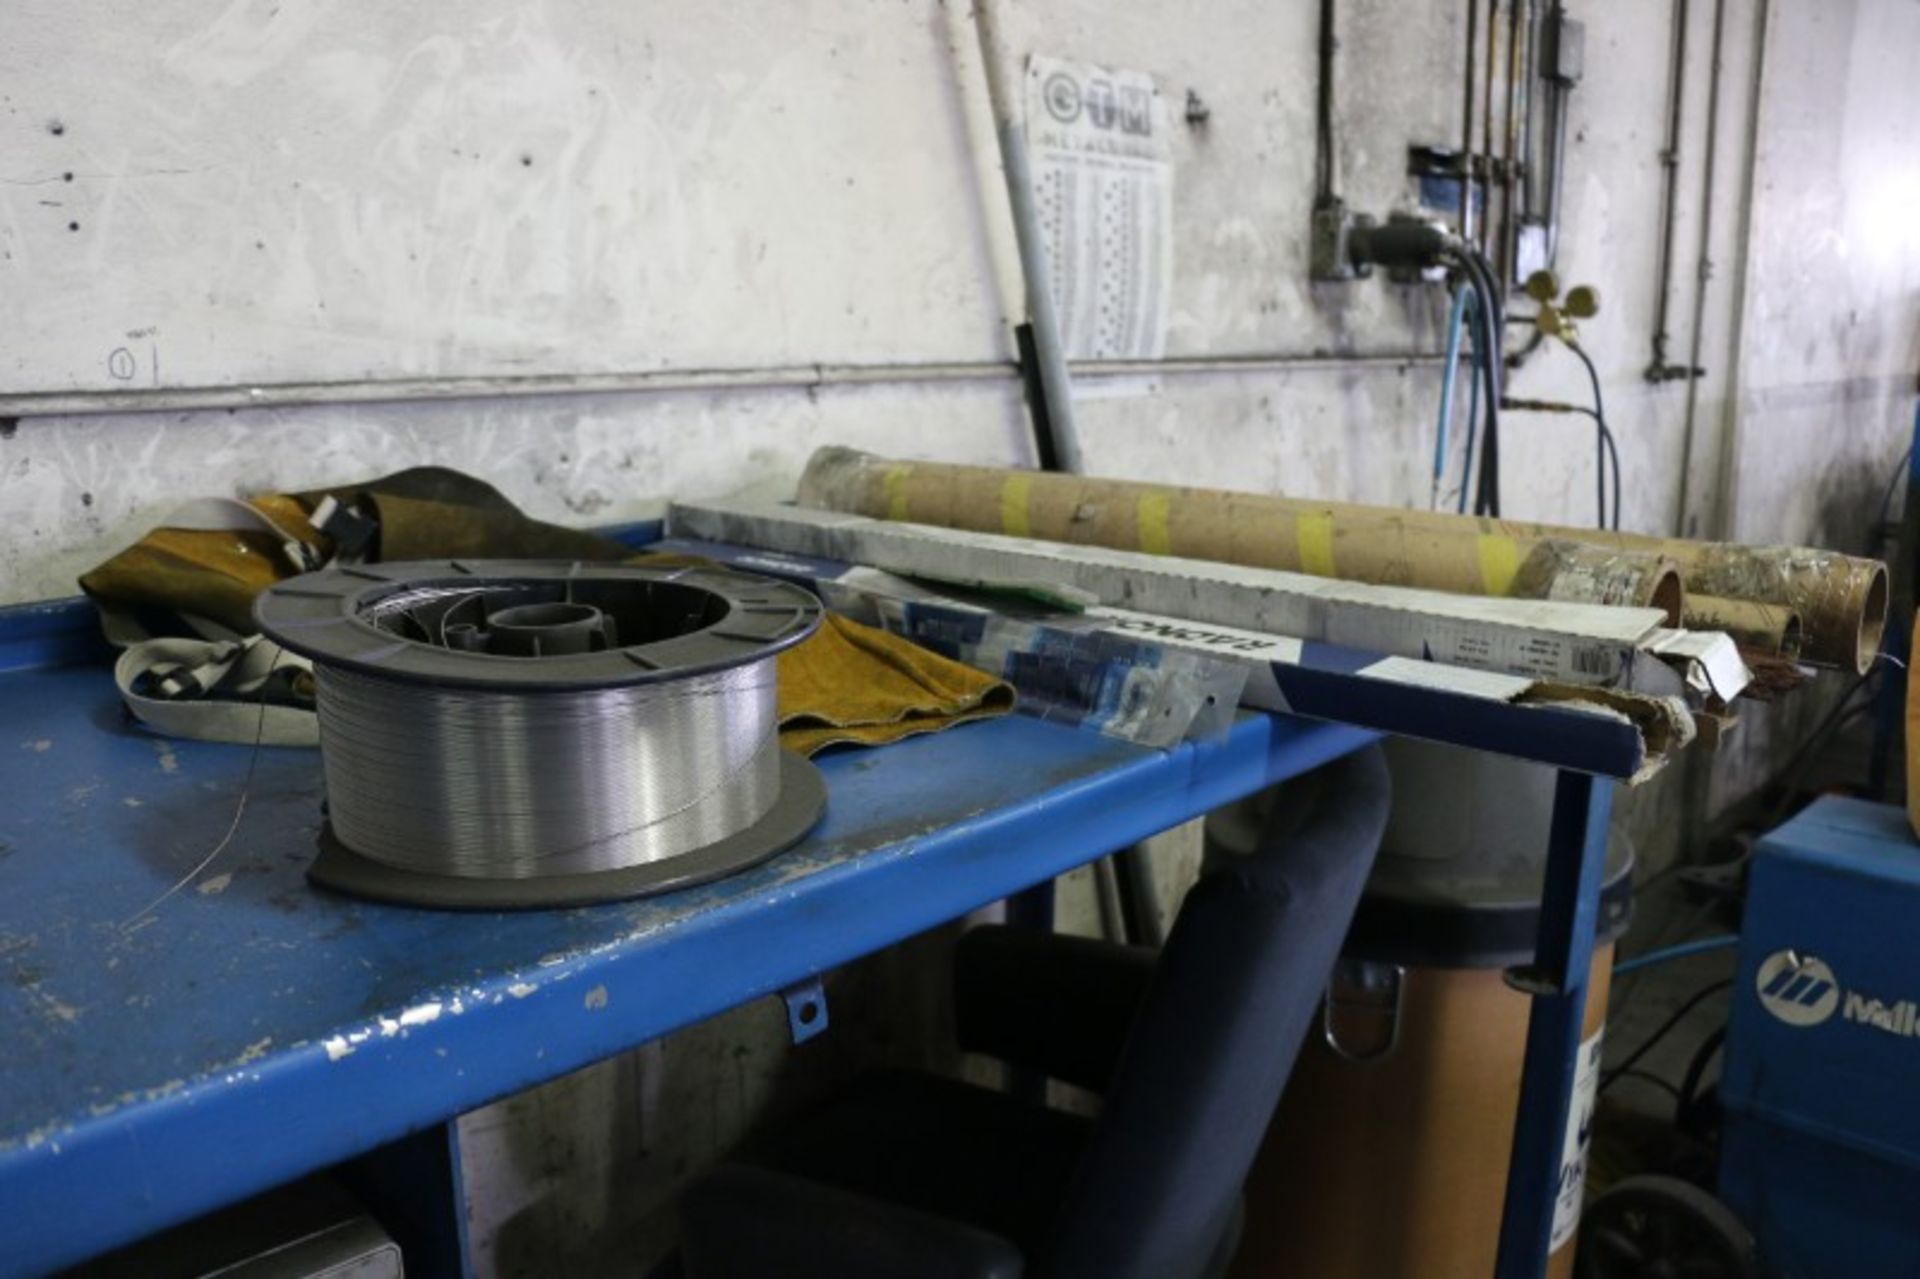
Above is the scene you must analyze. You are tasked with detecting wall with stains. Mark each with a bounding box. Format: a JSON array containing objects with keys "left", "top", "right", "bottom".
[
  {"left": 8, "top": 2, "right": 1903, "bottom": 599},
  {"left": 8, "top": 0, "right": 1815, "bottom": 609},
  {"left": 0, "top": 1, "right": 1008, "bottom": 392},
  {"left": 3, "top": 1, "right": 1916, "bottom": 1274}
]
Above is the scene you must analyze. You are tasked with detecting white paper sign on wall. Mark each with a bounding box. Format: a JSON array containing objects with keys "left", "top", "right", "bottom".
[{"left": 1024, "top": 54, "right": 1172, "bottom": 361}]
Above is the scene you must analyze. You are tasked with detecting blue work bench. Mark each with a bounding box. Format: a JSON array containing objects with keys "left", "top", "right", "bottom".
[{"left": 0, "top": 551, "right": 1631, "bottom": 1279}]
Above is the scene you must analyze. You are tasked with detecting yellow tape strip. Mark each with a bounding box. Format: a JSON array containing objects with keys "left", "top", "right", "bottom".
[
  {"left": 1477, "top": 533, "right": 1521, "bottom": 596},
  {"left": 1136, "top": 494, "right": 1172, "bottom": 555},
  {"left": 883, "top": 465, "right": 912, "bottom": 521},
  {"left": 1000, "top": 474, "right": 1033, "bottom": 538},
  {"left": 1297, "top": 511, "right": 1336, "bottom": 577}
]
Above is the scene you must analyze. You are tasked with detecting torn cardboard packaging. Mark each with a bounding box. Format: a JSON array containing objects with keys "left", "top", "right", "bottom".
[
  {"left": 668, "top": 498, "right": 1749, "bottom": 711},
  {"left": 660, "top": 535, "right": 1692, "bottom": 783}
]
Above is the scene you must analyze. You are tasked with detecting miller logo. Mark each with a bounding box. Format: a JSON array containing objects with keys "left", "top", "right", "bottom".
[
  {"left": 1755, "top": 949, "right": 1920, "bottom": 1037},
  {"left": 1755, "top": 950, "right": 1839, "bottom": 1026}
]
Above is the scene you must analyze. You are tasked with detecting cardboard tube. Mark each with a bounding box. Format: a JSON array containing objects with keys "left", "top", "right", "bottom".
[
  {"left": 797, "top": 449, "right": 1684, "bottom": 623},
  {"left": 1647, "top": 543, "right": 1884, "bottom": 674},
  {"left": 1508, "top": 542, "right": 1685, "bottom": 622},
  {"left": 1681, "top": 594, "right": 1802, "bottom": 660},
  {"left": 798, "top": 448, "right": 1886, "bottom": 672}
]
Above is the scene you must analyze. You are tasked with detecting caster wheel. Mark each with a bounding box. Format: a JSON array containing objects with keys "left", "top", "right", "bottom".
[{"left": 1576, "top": 1175, "right": 1758, "bottom": 1279}]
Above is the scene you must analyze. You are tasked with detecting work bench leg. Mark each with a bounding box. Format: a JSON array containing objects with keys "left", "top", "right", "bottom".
[
  {"left": 342, "top": 1118, "right": 473, "bottom": 1279},
  {"left": 1493, "top": 770, "right": 1612, "bottom": 1279},
  {"left": 1002, "top": 876, "right": 1057, "bottom": 1104}
]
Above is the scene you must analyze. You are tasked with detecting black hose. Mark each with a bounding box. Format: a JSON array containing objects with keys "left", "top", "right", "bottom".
[
  {"left": 1676, "top": 1024, "right": 1727, "bottom": 1129},
  {"left": 1595, "top": 387, "right": 1608, "bottom": 527},
  {"left": 1561, "top": 405, "right": 1620, "bottom": 530},
  {"left": 1597, "top": 418, "right": 1612, "bottom": 526},
  {"left": 1759, "top": 670, "right": 1880, "bottom": 828},
  {"left": 1599, "top": 977, "right": 1732, "bottom": 1092},
  {"left": 1315, "top": 0, "right": 1338, "bottom": 202},
  {"left": 1613, "top": 1068, "right": 1684, "bottom": 1104},
  {"left": 1569, "top": 343, "right": 1620, "bottom": 529},
  {"left": 1456, "top": 250, "right": 1505, "bottom": 517}
]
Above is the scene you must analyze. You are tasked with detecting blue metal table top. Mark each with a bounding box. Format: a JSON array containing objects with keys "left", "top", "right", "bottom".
[{"left": 0, "top": 598, "right": 1374, "bottom": 1274}]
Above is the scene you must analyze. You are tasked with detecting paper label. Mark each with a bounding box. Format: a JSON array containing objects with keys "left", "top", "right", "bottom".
[
  {"left": 1646, "top": 627, "right": 1753, "bottom": 702},
  {"left": 1551, "top": 1028, "right": 1605, "bottom": 1251},
  {"left": 1025, "top": 55, "right": 1171, "bottom": 359},
  {"left": 1356, "top": 655, "right": 1531, "bottom": 700}
]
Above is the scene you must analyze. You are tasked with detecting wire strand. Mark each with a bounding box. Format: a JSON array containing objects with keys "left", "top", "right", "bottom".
[{"left": 119, "top": 651, "right": 283, "bottom": 930}]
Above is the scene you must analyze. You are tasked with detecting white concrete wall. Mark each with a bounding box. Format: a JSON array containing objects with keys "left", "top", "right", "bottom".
[
  {"left": 0, "top": 1, "right": 1007, "bottom": 391},
  {"left": 4, "top": 2, "right": 1916, "bottom": 1273},
  {"left": 10, "top": 0, "right": 1829, "bottom": 606},
  {"left": 1724, "top": 0, "right": 1920, "bottom": 550},
  {"left": 10, "top": 3, "right": 1903, "bottom": 597}
]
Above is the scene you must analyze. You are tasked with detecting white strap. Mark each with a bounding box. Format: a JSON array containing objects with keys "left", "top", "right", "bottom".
[
  {"left": 93, "top": 606, "right": 242, "bottom": 649},
  {"left": 114, "top": 635, "right": 319, "bottom": 747}
]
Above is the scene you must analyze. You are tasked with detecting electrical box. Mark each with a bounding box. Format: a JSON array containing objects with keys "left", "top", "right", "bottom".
[
  {"left": 1544, "top": 12, "right": 1585, "bottom": 85},
  {"left": 1721, "top": 797, "right": 1920, "bottom": 1278}
]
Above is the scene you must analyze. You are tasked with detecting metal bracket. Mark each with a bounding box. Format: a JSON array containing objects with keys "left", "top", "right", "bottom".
[
  {"left": 1309, "top": 198, "right": 1369, "bottom": 282},
  {"left": 781, "top": 977, "right": 829, "bottom": 1045},
  {"left": 1323, "top": 960, "right": 1406, "bottom": 1063},
  {"left": 1502, "top": 962, "right": 1565, "bottom": 997}
]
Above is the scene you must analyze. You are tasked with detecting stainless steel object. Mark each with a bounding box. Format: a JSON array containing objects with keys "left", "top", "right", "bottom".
[{"left": 255, "top": 560, "right": 825, "bottom": 909}]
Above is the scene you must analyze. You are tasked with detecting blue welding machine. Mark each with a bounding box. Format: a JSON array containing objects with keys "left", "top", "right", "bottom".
[{"left": 1720, "top": 795, "right": 1920, "bottom": 1277}]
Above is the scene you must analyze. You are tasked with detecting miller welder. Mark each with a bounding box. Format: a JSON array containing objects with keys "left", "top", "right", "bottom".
[
  {"left": 1719, "top": 796, "right": 1920, "bottom": 1276},
  {"left": 1582, "top": 795, "right": 1920, "bottom": 1278}
]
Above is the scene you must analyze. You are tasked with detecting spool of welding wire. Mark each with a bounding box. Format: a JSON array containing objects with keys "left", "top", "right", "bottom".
[{"left": 254, "top": 560, "right": 825, "bottom": 909}]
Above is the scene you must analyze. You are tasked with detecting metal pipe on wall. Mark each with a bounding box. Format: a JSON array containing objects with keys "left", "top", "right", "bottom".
[
  {"left": 1674, "top": 0, "right": 1732, "bottom": 539},
  {"left": 0, "top": 352, "right": 1451, "bottom": 422},
  {"left": 1481, "top": 0, "right": 1499, "bottom": 260},
  {"left": 1542, "top": 2, "right": 1573, "bottom": 266},
  {"left": 1712, "top": 0, "right": 1766, "bottom": 541},
  {"left": 1520, "top": 0, "right": 1545, "bottom": 218},
  {"left": 1499, "top": 0, "right": 1532, "bottom": 291},
  {"left": 1461, "top": 0, "right": 1480, "bottom": 245},
  {"left": 1648, "top": 0, "right": 1693, "bottom": 382},
  {"left": 1315, "top": 0, "right": 1340, "bottom": 204}
]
